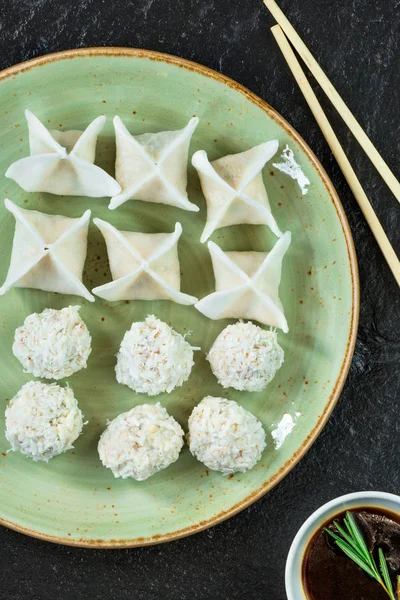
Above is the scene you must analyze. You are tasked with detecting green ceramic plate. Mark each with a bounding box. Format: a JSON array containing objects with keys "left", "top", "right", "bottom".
[{"left": 0, "top": 48, "right": 358, "bottom": 547}]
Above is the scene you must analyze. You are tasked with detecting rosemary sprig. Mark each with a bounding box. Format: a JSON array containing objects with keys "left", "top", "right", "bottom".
[
  {"left": 379, "top": 548, "right": 395, "bottom": 599},
  {"left": 324, "top": 510, "right": 397, "bottom": 600}
]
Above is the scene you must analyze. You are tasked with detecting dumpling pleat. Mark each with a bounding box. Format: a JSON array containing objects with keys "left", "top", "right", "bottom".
[
  {"left": 92, "top": 218, "right": 198, "bottom": 305},
  {"left": 110, "top": 116, "right": 199, "bottom": 211},
  {"left": 194, "top": 232, "right": 291, "bottom": 332},
  {"left": 192, "top": 141, "right": 282, "bottom": 243},
  {"left": 0, "top": 199, "right": 94, "bottom": 301},
  {"left": 6, "top": 111, "right": 120, "bottom": 199}
]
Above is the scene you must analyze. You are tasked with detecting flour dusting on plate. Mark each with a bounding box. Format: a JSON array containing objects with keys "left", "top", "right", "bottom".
[
  {"left": 271, "top": 413, "right": 299, "bottom": 450},
  {"left": 273, "top": 145, "right": 310, "bottom": 195}
]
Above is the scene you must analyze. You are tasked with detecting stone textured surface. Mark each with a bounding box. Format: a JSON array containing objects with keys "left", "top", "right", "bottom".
[{"left": 0, "top": 1, "right": 399, "bottom": 599}]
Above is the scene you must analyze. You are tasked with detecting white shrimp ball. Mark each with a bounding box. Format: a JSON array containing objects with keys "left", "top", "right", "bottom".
[
  {"left": 187, "top": 396, "right": 266, "bottom": 475},
  {"left": 115, "top": 315, "right": 195, "bottom": 396},
  {"left": 5, "top": 381, "right": 84, "bottom": 462},
  {"left": 13, "top": 305, "right": 92, "bottom": 380},
  {"left": 98, "top": 403, "right": 184, "bottom": 481},
  {"left": 207, "top": 321, "right": 284, "bottom": 392}
]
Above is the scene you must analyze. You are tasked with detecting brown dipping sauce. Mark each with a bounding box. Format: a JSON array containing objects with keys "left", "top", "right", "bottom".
[{"left": 303, "top": 507, "right": 400, "bottom": 600}]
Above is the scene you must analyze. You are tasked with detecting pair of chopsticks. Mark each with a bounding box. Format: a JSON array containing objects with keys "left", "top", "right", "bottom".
[{"left": 263, "top": 0, "right": 400, "bottom": 286}]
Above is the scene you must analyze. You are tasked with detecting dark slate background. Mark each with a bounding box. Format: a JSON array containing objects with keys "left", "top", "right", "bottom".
[{"left": 0, "top": 1, "right": 399, "bottom": 599}]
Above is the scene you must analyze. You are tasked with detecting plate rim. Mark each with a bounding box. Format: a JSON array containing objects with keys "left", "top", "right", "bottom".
[{"left": 0, "top": 46, "right": 360, "bottom": 548}]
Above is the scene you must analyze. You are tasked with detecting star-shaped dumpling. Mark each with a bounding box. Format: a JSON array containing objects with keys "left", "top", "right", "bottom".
[
  {"left": 109, "top": 116, "right": 199, "bottom": 211},
  {"left": 0, "top": 199, "right": 94, "bottom": 301},
  {"left": 192, "top": 142, "right": 282, "bottom": 243},
  {"left": 195, "top": 231, "right": 291, "bottom": 332},
  {"left": 6, "top": 110, "right": 121, "bottom": 198},
  {"left": 92, "top": 219, "right": 198, "bottom": 305}
]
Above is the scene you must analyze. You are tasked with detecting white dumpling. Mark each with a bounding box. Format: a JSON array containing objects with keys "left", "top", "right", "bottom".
[
  {"left": 0, "top": 199, "right": 94, "bottom": 301},
  {"left": 192, "top": 142, "right": 282, "bottom": 243},
  {"left": 5, "top": 110, "right": 121, "bottom": 198},
  {"left": 92, "top": 219, "right": 198, "bottom": 305},
  {"left": 195, "top": 231, "right": 291, "bottom": 332},
  {"left": 109, "top": 116, "right": 199, "bottom": 211}
]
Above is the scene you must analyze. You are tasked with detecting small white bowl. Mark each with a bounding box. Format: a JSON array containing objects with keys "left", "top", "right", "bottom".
[{"left": 285, "top": 491, "right": 400, "bottom": 600}]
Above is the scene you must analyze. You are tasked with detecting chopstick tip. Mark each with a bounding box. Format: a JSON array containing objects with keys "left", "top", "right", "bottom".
[{"left": 270, "top": 24, "right": 282, "bottom": 34}]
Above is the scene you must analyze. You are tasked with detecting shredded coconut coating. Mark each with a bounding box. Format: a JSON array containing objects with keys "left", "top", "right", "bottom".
[
  {"left": 207, "top": 321, "right": 284, "bottom": 392},
  {"left": 98, "top": 403, "right": 184, "bottom": 480},
  {"left": 5, "top": 381, "right": 84, "bottom": 462},
  {"left": 187, "top": 396, "right": 266, "bottom": 475},
  {"left": 115, "top": 315, "right": 196, "bottom": 396},
  {"left": 13, "top": 305, "right": 92, "bottom": 380}
]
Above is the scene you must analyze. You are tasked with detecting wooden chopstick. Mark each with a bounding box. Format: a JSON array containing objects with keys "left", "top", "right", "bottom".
[
  {"left": 264, "top": 0, "right": 400, "bottom": 207},
  {"left": 270, "top": 24, "right": 400, "bottom": 286}
]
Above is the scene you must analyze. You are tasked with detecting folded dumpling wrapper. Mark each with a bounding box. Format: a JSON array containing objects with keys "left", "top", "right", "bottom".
[
  {"left": 192, "top": 142, "right": 282, "bottom": 243},
  {"left": 0, "top": 199, "right": 94, "bottom": 301},
  {"left": 92, "top": 219, "right": 198, "bottom": 305},
  {"left": 195, "top": 231, "right": 291, "bottom": 332},
  {"left": 109, "top": 116, "right": 199, "bottom": 211},
  {"left": 6, "top": 110, "right": 121, "bottom": 198}
]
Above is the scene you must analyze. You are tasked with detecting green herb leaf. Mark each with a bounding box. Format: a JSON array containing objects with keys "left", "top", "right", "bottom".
[
  {"left": 324, "top": 528, "right": 365, "bottom": 562},
  {"left": 324, "top": 511, "right": 397, "bottom": 600},
  {"left": 379, "top": 548, "right": 396, "bottom": 600},
  {"left": 344, "top": 512, "right": 371, "bottom": 564},
  {"left": 334, "top": 520, "right": 363, "bottom": 555},
  {"left": 335, "top": 538, "right": 377, "bottom": 580}
]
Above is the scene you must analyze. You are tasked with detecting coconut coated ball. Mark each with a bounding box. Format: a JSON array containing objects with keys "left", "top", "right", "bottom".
[
  {"left": 98, "top": 403, "right": 184, "bottom": 480},
  {"left": 5, "top": 381, "right": 84, "bottom": 461},
  {"left": 13, "top": 305, "right": 92, "bottom": 380},
  {"left": 115, "top": 315, "right": 195, "bottom": 396},
  {"left": 207, "top": 321, "right": 284, "bottom": 392},
  {"left": 187, "top": 396, "right": 266, "bottom": 475}
]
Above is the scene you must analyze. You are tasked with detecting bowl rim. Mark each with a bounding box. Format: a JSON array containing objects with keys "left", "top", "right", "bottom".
[
  {"left": 285, "top": 491, "right": 400, "bottom": 599},
  {"left": 0, "top": 47, "right": 360, "bottom": 548}
]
